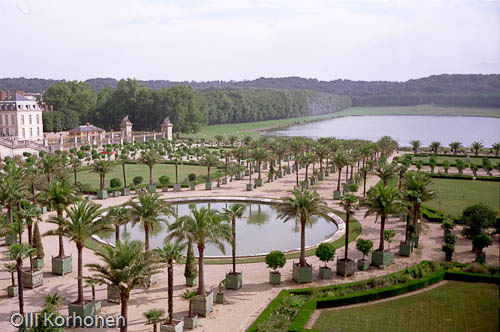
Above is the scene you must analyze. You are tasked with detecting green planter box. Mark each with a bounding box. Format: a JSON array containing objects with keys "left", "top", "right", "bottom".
[
  {"left": 333, "top": 190, "right": 343, "bottom": 200},
  {"left": 357, "top": 259, "right": 370, "bottom": 271},
  {"left": 221, "top": 178, "right": 228, "bottom": 185},
  {"left": 68, "top": 301, "right": 96, "bottom": 326},
  {"left": 244, "top": 170, "right": 250, "bottom": 176},
  {"left": 215, "top": 292, "right": 224, "bottom": 304},
  {"left": 371, "top": 250, "right": 394, "bottom": 268},
  {"left": 246, "top": 183, "right": 254, "bottom": 191},
  {"left": 85, "top": 196, "right": 92, "bottom": 201},
  {"left": 186, "top": 276, "right": 198, "bottom": 287},
  {"left": 255, "top": 178, "right": 263, "bottom": 187},
  {"left": 92, "top": 300, "right": 101, "bottom": 313},
  {"left": 97, "top": 189, "right": 108, "bottom": 199},
  {"left": 325, "top": 170, "right": 329, "bottom": 176},
  {"left": 147, "top": 185, "right": 156, "bottom": 193},
  {"left": 160, "top": 320, "right": 184, "bottom": 332},
  {"left": 190, "top": 183, "right": 196, "bottom": 191},
  {"left": 277, "top": 171, "right": 283, "bottom": 178},
  {"left": 22, "top": 269, "right": 43, "bottom": 289},
  {"left": 411, "top": 235, "right": 420, "bottom": 248},
  {"left": 145, "top": 274, "right": 158, "bottom": 288},
  {"left": 7, "top": 285, "right": 18, "bottom": 297},
  {"left": 269, "top": 271, "right": 281, "bottom": 285},
  {"left": 113, "top": 191, "right": 121, "bottom": 197},
  {"left": 286, "top": 168, "right": 291, "bottom": 174},
  {"left": 319, "top": 266, "right": 332, "bottom": 279},
  {"left": 330, "top": 166, "right": 336, "bottom": 173},
  {"left": 33, "top": 258, "right": 44, "bottom": 269},
  {"left": 41, "top": 206, "right": 48, "bottom": 214},
  {"left": 336, "top": 258, "right": 355, "bottom": 277},
  {"left": 292, "top": 263, "right": 312, "bottom": 284},
  {"left": 107, "top": 284, "right": 121, "bottom": 303},
  {"left": 399, "top": 242, "right": 412, "bottom": 257},
  {"left": 475, "top": 253, "right": 486, "bottom": 264},
  {"left": 173, "top": 183, "right": 182, "bottom": 192},
  {"left": 184, "top": 315, "right": 198, "bottom": 330},
  {"left": 5, "top": 234, "right": 17, "bottom": 246},
  {"left": 121, "top": 187, "right": 131, "bottom": 196},
  {"left": 162, "top": 186, "right": 169, "bottom": 192},
  {"left": 225, "top": 272, "right": 242, "bottom": 290},
  {"left": 52, "top": 256, "right": 72, "bottom": 275},
  {"left": 318, "top": 173, "right": 325, "bottom": 181},
  {"left": 192, "top": 291, "right": 213, "bottom": 317},
  {"left": 205, "top": 182, "right": 213, "bottom": 190}
]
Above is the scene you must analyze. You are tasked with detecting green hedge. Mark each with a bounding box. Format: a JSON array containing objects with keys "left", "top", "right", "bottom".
[
  {"left": 420, "top": 205, "right": 447, "bottom": 222},
  {"left": 246, "top": 290, "right": 289, "bottom": 332},
  {"left": 475, "top": 176, "right": 500, "bottom": 182},
  {"left": 444, "top": 271, "right": 500, "bottom": 284},
  {"left": 430, "top": 173, "right": 473, "bottom": 180},
  {"left": 288, "top": 299, "right": 321, "bottom": 332}
]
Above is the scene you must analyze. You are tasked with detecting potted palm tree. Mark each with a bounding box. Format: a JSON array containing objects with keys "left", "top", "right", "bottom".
[
  {"left": 5, "top": 262, "right": 18, "bottom": 297},
  {"left": 188, "top": 174, "right": 197, "bottom": 191},
  {"left": 337, "top": 194, "right": 359, "bottom": 277},
  {"left": 356, "top": 238, "right": 373, "bottom": 270},
  {"left": 85, "top": 277, "right": 102, "bottom": 313},
  {"left": 22, "top": 242, "right": 43, "bottom": 289},
  {"left": 315, "top": 243, "right": 335, "bottom": 279},
  {"left": 139, "top": 149, "right": 163, "bottom": 193},
  {"left": 276, "top": 188, "right": 331, "bottom": 283},
  {"left": 144, "top": 308, "right": 166, "bottom": 332},
  {"left": 222, "top": 204, "right": 246, "bottom": 290},
  {"left": 118, "top": 151, "right": 131, "bottom": 196},
  {"left": 472, "top": 234, "right": 492, "bottom": 263},
  {"left": 87, "top": 240, "right": 163, "bottom": 332},
  {"left": 9, "top": 243, "right": 36, "bottom": 320},
  {"left": 182, "top": 290, "right": 198, "bottom": 329},
  {"left": 332, "top": 151, "right": 348, "bottom": 199},
  {"left": 45, "top": 199, "right": 111, "bottom": 322},
  {"left": 90, "top": 159, "right": 114, "bottom": 199},
  {"left": 215, "top": 280, "right": 226, "bottom": 304},
  {"left": 38, "top": 179, "right": 77, "bottom": 276},
  {"left": 361, "top": 182, "right": 402, "bottom": 267},
  {"left": 155, "top": 243, "right": 185, "bottom": 332},
  {"left": 200, "top": 152, "right": 219, "bottom": 190},
  {"left": 265, "top": 250, "right": 286, "bottom": 285},
  {"left": 172, "top": 152, "right": 183, "bottom": 192},
  {"left": 251, "top": 147, "right": 269, "bottom": 187},
  {"left": 169, "top": 207, "right": 231, "bottom": 317}
]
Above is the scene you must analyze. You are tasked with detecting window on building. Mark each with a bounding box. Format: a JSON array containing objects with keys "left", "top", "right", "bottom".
[
  {"left": 36, "top": 114, "right": 40, "bottom": 124},
  {"left": 21, "top": 115, "right": 24, "bottom": 125},
  {"left": 11, "top": 115, "right": 14, "bottom": 125},
  {"left": 22, "top": 128, "right": 25, "bottom": 138},
  {"left": 29, "top": 115, "right": 32, "bottom": 124},
  {"left": 29, "top": 128, "right": 32, "bottom": 137},
  {"left": 26, "top": 105, "right": 30, "bottom": 110},
  {"left": 37, "top": 127, "right": 40, "bottom": 136},
  {"left": 0, "top": 115, "right": 2, "bottom": 125}
]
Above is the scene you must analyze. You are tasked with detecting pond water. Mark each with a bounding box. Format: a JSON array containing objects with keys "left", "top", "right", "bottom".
[
  {"left": 102, "top": 202, "right": 337, "bottom": 257},
  {"left": 269, "top": 115, "right": 500, "bottom": 147}
]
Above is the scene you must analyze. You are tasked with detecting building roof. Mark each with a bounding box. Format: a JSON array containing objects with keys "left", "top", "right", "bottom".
[
  {"left": 14, "top": 93, "right": 33, "bottom": 102},
  {"left": 70, "top": 123, "right": 104, "bottom": 133}
]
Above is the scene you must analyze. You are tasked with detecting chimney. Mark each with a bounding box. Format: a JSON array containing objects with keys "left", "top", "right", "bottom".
[
  {"left": 7, "top": 91, "right": 11, "bottom": 100},
  {"left": 16, "top": 90, "right": 24, "bottom": 96},
  {"left": 1, "top": 90, "right": 5, "bottom": 101},
  {"left": 50, "top": 105, "right": 53, "bottom": 112},
  {"left": 44, "top": 104, "right": 48, "bottom": 112}
]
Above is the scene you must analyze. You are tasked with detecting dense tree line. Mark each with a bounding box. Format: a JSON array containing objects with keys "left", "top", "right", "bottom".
[{"left": 42, "top": 108, "right": 80, "bottom": 132}]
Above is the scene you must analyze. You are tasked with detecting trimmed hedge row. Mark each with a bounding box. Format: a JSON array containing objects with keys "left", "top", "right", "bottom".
[
  {"left": 420, "top": 205, "right": 447, "bottom": 222},
  {"left": 429, "top": 173, "right": 474, "bottom": 180},
  {"left": 476, "top": 176, "right": 500, "bottom": 182},
  {"left": 246, "top": 290, "right": 289, "bottom": 332}
]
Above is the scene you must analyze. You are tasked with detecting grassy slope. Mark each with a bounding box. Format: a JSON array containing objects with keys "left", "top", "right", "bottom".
[
  {"left": 426, "top": 178, "right": 500, "bottom": 217},
  {"left": 189, "top": 106, "right": 500, "bottom": 139},
  {"left": 313, "top": 281, "right": 499, "bottom": 332}
]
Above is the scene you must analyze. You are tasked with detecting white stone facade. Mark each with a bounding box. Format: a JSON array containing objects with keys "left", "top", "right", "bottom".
[{"left": 0, "top": 93, "right": 44, "bottom": 141}]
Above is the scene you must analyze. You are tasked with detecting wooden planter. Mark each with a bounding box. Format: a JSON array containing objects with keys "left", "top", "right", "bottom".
[
  {"left": 190, "top": 183, "right": 196, "bottom": 191},
  {"left": 255, "top": 178, "right": 263, "bottom": 187},
  {"left": 319, "top": 266, "right": 332, "bottom": 279},
  {"left": 184, "top": 315, "right": 198, "bottom": 330},
  {"left": 97, "top": 189, "right": 108, "bottom": 199},
  {"left": 92, "top": 300, "right": 101, "bottom": 313},
  {"left": 292, "top": 263, "right": 312, "bottom": 284},
  {"left": 5, "top": 234, "right": 18, "bottom": 246},
  {"left": 162, "top": 186, "right": 169, "bottom": 192},
  {"left": 22, "top": 269, "right": 43, "bottom": 289},
  {"left": 113, "top": 191, "right": 121, "bottom": 197},
  {"left": 121, "top": 187, "right": 131, "bottom": 196},
  {"left": 160, "top": 320, "right": 184, "bottom": 332},
  {"left": 411, "top": 235, "right": 420, "bottom": 248},
  {"left": 399, "top": 242, "right": 412, "bottom": 257},
  {"left": 246, "top": 183, "right": 253, "bottom": 191},
  {"left": 336, "top": 258, "right": 355, "bottom": 277},
  {"left": 357, "top": 259, "right": 370, "bottom": 271},
  {"left": 244, "top": 170, "right": 250, "bottom": 176},
  {"left": 7, "top": 285, "right": 18, "bottom": 297},
  {"left": 68, "top": 301, "right": 96, "bottom": 326},
  {"left": 269, "top": 271, "right": 281, "bottom": 285},
  {"left": 333, "top": 190, "right": 342, "bottom": 200},
  {"left": 371, "top": 250, "right": 394, "bottom": 268},
  {"left": 107, "top": 284, "right": 121, "bottom": 303},
  {"left": 215, "top": 292, "right": 224, "bottom": 304},
  {"left": 191, "top": 290, "right": 213, "bottom": 317},
  {"left": 147, "top": 185, "right": 156, "bottom": 193},
  {"left": 225, "top": 272, "right": 242, "bottom": 290},
  {"left": 145, "top": 273, "right": 158, "bottom": 288},
  {"left": 205, "top": 182, "right": 213, "bottom": 190},
  {"left": 174, "top": 184, "right": 182, "bottom": 192},
  {"left": 52, "top": 256, "right": 72, "bottom": 275},
  {"left": 186, "top": 276, "right": 198, "bottom": 287},
  {"left": 318, "top": 173, "right": 325, "bottom": 181}
]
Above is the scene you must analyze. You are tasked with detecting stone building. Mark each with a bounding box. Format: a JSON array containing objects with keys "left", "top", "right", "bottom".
[{"left": 0, "top": 90, "right": 44, "bottom": 142}]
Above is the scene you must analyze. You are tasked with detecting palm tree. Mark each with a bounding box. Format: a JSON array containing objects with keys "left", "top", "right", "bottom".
[
  {"left": 300, "top": 152, "right": 317, "bottom": 183},
  {"left": 128, "top": 192, "right": 174, "bottom": 252},
  {"left": 410, "top": 140, "right": 421, "bottom": 155},
  {"left": 492, "top": 142, "right": 500, "bottom": 157},
  {"left": 118, "top": 151, "right": 129, "bottom": 188},
  {"left": 276, "top": 188, "right": 331, "bottom": 267},
  {"left": 214, "top": 135, "right": 224, "bottom": 146},
  {"left": 171, "top": 152, "right": 183, "bottom": 185},
  {"left": 69, "top": 157, "right": 81, "bottom": 187},
  {"left": 401, "top": 171, "right": 436, "bottom": 227},
  {"left": 361, "top": 182, "right": 402, "bottom": 251},
  {"left": 200, "top": 152, "right": 219, "bottom": 182},
  {"left": 170, "top": 207, "right": 231, "bottom": 295},
  {"left": 0, "top": 162, "right": 26, "bottom": 228},
  {"left": 86, "top": 240, "right": 163, "bottom": 332},
  {"left": 269, "top": 139, "right": 288, "bottom": 173},
  {"left": 39, "top": 155, "right": 62, "bottom": 184},
  {"left": 339, "top": 194, "right": 359, "bottom": 260},
  {"left": 375, "top": 161, "right": 396, "bottom": 186},
  {"left": 90, "top": 159, "right": 115, "bottom": 190},
  {"left": 45, "top": 200, "right": 111, "bottom": 305},
  {"left": 332, "top": 150, "right": 348, "bottom": 191},
  {"left": 19, "top": 203, "right": 41, "bottom": 245},
  {"left": 154, "top": 243, "right": 185, "bottom": 325},
  {"left": 289, "top": 137, "right": 304, "bottom": 186},
  {"left": 250, "top": 147, "right": 269, "bottom": 180},
  {"left": 139, "top": 149, "right": 162, "bottom": 186},
  {"left": 470, "top": 141, "right": 483, "bottom": 156},
  {"left": 314, "top": 144, "right": 329, "bottom": 173},
  {"left": 9, "top": 243, "right": 36, "bottom": 317},
  {"left": 38, "top": 180, "right": 77, "bottom": 258},
  {"left": 229, "top": 135, "right": 238, "bottom": 147},
  {"left": 105, "top": 205, "right": 131, "bottom": 243},
  {"left": 143, "top": 308, "right": 165, "bottom": 332},
  {"left": 430, "top": 141, "right": 441, "bottom": 154},
  {"left": 222, "top": 204, "right": 246, "bottom": 274},
  {"left": 24, "top": 164, "right": 41, "bottom": 204},
  {"left": 232, "top": 147, "right": 247, "bottom": 174},
  {"left": 166, "top": 215, "right": 197, "bottom": 285},
  {"left": 449, "top": 141, "right": 462, "bottom": 155}
]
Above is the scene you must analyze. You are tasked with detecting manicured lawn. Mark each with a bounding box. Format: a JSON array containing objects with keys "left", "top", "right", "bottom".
[
  {"left": 75, "top": 163, "right": 209, "bottom": 190},
  {"left": 425, "top": 178, "right": 499, "bottom": 217},
  {"left": 313, "top": 281, "right": 499, "bottom": 332}
]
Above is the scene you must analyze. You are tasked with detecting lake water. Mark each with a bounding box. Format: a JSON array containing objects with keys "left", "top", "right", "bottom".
[
  {"left": 269, "top": 115, "right": 500, "bottom": 147},
  {"left": 103, "top": 202, "right": 337, "bottom": 257}
]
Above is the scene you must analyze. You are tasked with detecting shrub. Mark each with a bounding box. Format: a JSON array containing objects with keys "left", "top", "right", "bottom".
[
  {"left": 356, "top": 239, "right": 373, "bottom": 260},
  {"left": 110, "top": 178, "right": 122, "bottom": 189},
  {"left": 472, "top": 234, "right": 492, "bottom": 253},
  {"left": 441, "top": 219, "right": 455, "bottom": 232},
  {"left": 347, "top": 183, "right": 358, "bottom": 192},
  {"left": 133, "top": 176, "right": 143, "bottom": 186},
  {"left": 464, "top": 262, "right": 488, "bottom": 274},
  {"left": 384, "top": 230, "right": 396, "bottom": 250},
  {"left": 188, "top": 173, "right": 197, "bottom": 182},
  {"left": 265, "top": 250, "right": 286, "bottom": 272},
  {"left": 159, "top": 175, "right": 170, "bottom": 186},
  {"left": 315, "top": 243, "right": 336, "bottom": 267},
  {"left": 460, "top": 204, "right": 496, "bottom": 239}
]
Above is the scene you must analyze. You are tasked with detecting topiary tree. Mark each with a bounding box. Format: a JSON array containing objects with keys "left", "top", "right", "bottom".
[
  {"left": 265, "top": 250, "right": 286, "bottom": 273},
  {"left": 460, "top": 204, "right": 496, "bottom": 245},
  {"left": 188, "top": 173, "right": 197, "bottom": 182},
  {"left": 315, "top": 243, "right": 335, "bottom": 267},
  {"left": 159, "top": 175, "right": 170, "bottom": 187},
  {"left": 356, "top": 238, "right": 373, "bottom": 261},
  {"left": 442, "top": 160, "right": 450, "bottom": 174},
  {"left": 133, "top": 176, "right": 144, "bottom": 186},
  {"left": 384, "top": 230, "right": 396, "bottom": 250},
  {"left": 110, "top": 178, "right": 122, "bottom": 189},
  {"left": 472, "top": 234, "right": 492, "bottom": 255},
  {"left": 32, "top": 222, "right": 44, "bottom": 259}
]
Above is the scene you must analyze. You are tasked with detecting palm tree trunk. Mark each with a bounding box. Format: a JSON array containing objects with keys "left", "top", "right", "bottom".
[
  {"left": 149, "top": 166, "right": 153, "bottom": 185},
  {"left": 197, "top": 245, "right": 205, "bottom": 295},
  {"left": 379, "top": 216, "right": 386, "bottom": 251},
  {"left": 175, "top": 161, "right": 179, "bottom": 184},
  {"left": 56, "top": 209, "right": 65, "bottom": 258},
  {"left": 27, "top": 223, "right": 32, "bottom": 245},
  {"left": 120, "top": 293, "right": 129, "bottom": 332},
  {"left": 207, "top": 165, "right": 211, "bottom": 182},
  {"left": 300, "top": 215, "right": 306, "bottom": 267},
  {"left": 305, "top": 165, "right": 309, "bottom": 182},
  {"left": 31, "top": 184, "right": 36, "bottom": 204},
  {"left": 17, "top": 258, "right": 24, "bottom": 316},
  {"left": 8, "top": 205, "right": 12, "bottom": 223},
  {"left": 74, "top": 167, "right": 77, "bottom": 186},
  {"left": 115, "top": 224, "right": 120, "bottom": 243},
  {"left": 232, "top": 218, "right": 236, "bottom": 274},
  {"left": 144, "top": 224, "right": 150, "bottom": 252},
  {"left": 413, "top": 204, "right": 419, "bottom": 227},
  {"left": 77, "top": 242, "right": 84, "bottom": 304},
  {"left": 337, "top": 168, "right": 342, "bottom": 191},
  {"left": 258, "top": 161, "right": 261, "bottom": 179},
  {"left": 363, "top": 171, "right": 367, "bottom": 197},
  {"left": 345, "top": 166, "right": 349, "bottom": 182},
  {"left": 295, "top": 156, "right": 299, "bottom": 186},
  {"left": 122, "top": 162, "right": 127, "bottom": 188},
  {"left": 168, "top": 260, "right": 174, "bottom": 325},
  {"left": 344, "top": 212, "right": 350, "bottom": 260}
]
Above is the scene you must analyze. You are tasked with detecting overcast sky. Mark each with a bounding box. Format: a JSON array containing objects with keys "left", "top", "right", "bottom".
[{"left": 1, "top": 0, "right": 499, "bottom": 82}]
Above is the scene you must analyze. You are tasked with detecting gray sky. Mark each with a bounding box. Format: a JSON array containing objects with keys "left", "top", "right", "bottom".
[{"left": 1, "top": 0, "right": 499, "bottom": 82}]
